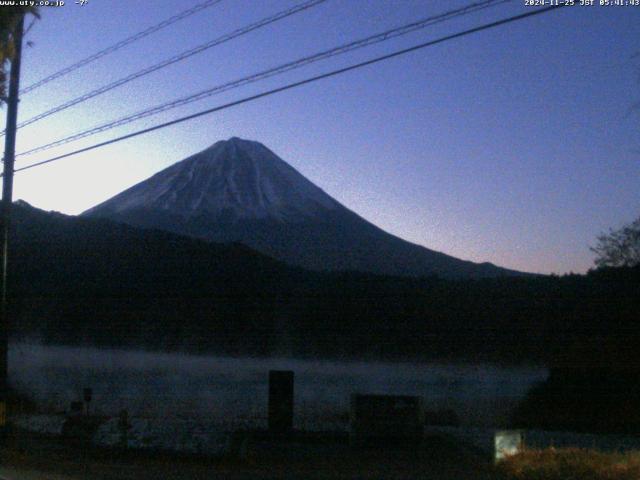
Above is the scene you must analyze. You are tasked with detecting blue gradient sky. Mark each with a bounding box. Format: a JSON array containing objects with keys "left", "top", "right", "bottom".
[{"left": 9, "top": 0, "right": 640, "bottom": 274}]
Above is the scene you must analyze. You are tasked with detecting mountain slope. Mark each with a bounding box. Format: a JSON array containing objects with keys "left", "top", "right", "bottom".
[{"left": 84, "top": 137, "right": 526, "bottom": 278}]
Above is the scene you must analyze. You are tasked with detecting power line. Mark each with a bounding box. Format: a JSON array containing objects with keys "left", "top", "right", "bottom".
[
  {"left": 10, "top": 0, "right": 327, "bottom": 134},
  {"left": 19, "top": 0, "right": 224, "bottom": 95},
  {"left": 13, "top": 4, "right": 564, "bottom": 175},
  {"left": 18, "top": 0, "right": 509, "bottom": 158}
]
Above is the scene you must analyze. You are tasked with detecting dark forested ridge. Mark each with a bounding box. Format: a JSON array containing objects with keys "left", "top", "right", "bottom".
[{"left": 8, "top": 201, "right": 640, "bottom": 365}]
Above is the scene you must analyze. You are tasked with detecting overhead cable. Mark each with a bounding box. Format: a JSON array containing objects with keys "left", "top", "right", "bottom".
[
  {"left": 18, "top": 0, "right": 509, "bottom": 157},
  {"left": 13, "top": 5, "right": 565, "bottom": 175},
  {"left": 20, "top": 0, "right": 225, "bottom": 95},
  {"left": 11, "top": 0, "right": 327, "bottom": 133}
]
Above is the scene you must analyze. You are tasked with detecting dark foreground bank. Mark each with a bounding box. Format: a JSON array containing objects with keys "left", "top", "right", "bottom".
[{"left": 1, "top": 427, "right": 495, "bottom": 480}]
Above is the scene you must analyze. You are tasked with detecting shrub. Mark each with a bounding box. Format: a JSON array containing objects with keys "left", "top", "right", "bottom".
[{"left": 495, "top": 448, "right": 640, "bottom": 480}]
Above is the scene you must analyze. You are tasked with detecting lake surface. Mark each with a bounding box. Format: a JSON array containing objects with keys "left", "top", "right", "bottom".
[{"left": 9, "top": 343, "right": 547, "bottom": 431}]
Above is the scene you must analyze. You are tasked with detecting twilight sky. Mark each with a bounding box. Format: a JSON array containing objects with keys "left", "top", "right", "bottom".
[{"left": 8, "top": 0, "right": 640, "bottom": 275}]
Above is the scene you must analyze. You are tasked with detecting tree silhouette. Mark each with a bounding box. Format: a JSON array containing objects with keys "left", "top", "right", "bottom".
[{"left": 591, "top": 216, "right": 640, "bottom": 268}]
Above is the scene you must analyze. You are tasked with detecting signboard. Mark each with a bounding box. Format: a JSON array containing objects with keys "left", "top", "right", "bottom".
[
  {"left": 350, "top": 394, "right": 424, "bottom": 445},
  {"left": 494, "top": 430, "right": 523, "bottom": 462}
]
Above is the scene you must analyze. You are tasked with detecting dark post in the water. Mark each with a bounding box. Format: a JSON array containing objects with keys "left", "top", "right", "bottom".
[
  {"left": 0, "top": 13, "right": 25, "bottom": 436},
  {"left": 268, "top": 370, "right": 294, "bottom": 433},
  {"left": 118, "top": 409, "right": 130, "bottom": 449},
  {"left": 83, "top": 387, "right": 92, "bottom": 415}
]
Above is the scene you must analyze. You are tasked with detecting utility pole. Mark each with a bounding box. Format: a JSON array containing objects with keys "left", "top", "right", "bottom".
[{"left": 0, "top": 13, "right": 25, "bottom": 435}]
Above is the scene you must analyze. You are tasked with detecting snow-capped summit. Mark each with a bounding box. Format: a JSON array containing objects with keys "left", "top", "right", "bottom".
[
  {"left": 85, "top": 137, "right": 338, "bottom": 222},
  {"left": 84, "top": 138, "right": 527, "bottom": 278}
]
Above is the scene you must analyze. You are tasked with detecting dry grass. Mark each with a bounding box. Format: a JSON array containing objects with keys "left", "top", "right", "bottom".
[{"left": 496, "top": 448, "right": 640, "bottom": 480}]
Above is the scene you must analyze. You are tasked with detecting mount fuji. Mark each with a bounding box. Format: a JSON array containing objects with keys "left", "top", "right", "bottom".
[{"left": 83, "top": 137, "right": 525, "bottom": 278}]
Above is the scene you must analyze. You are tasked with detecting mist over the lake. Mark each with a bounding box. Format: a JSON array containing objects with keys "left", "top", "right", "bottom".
[{"left": 9, "top": 342, "right": 547, "bottom": 429}]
